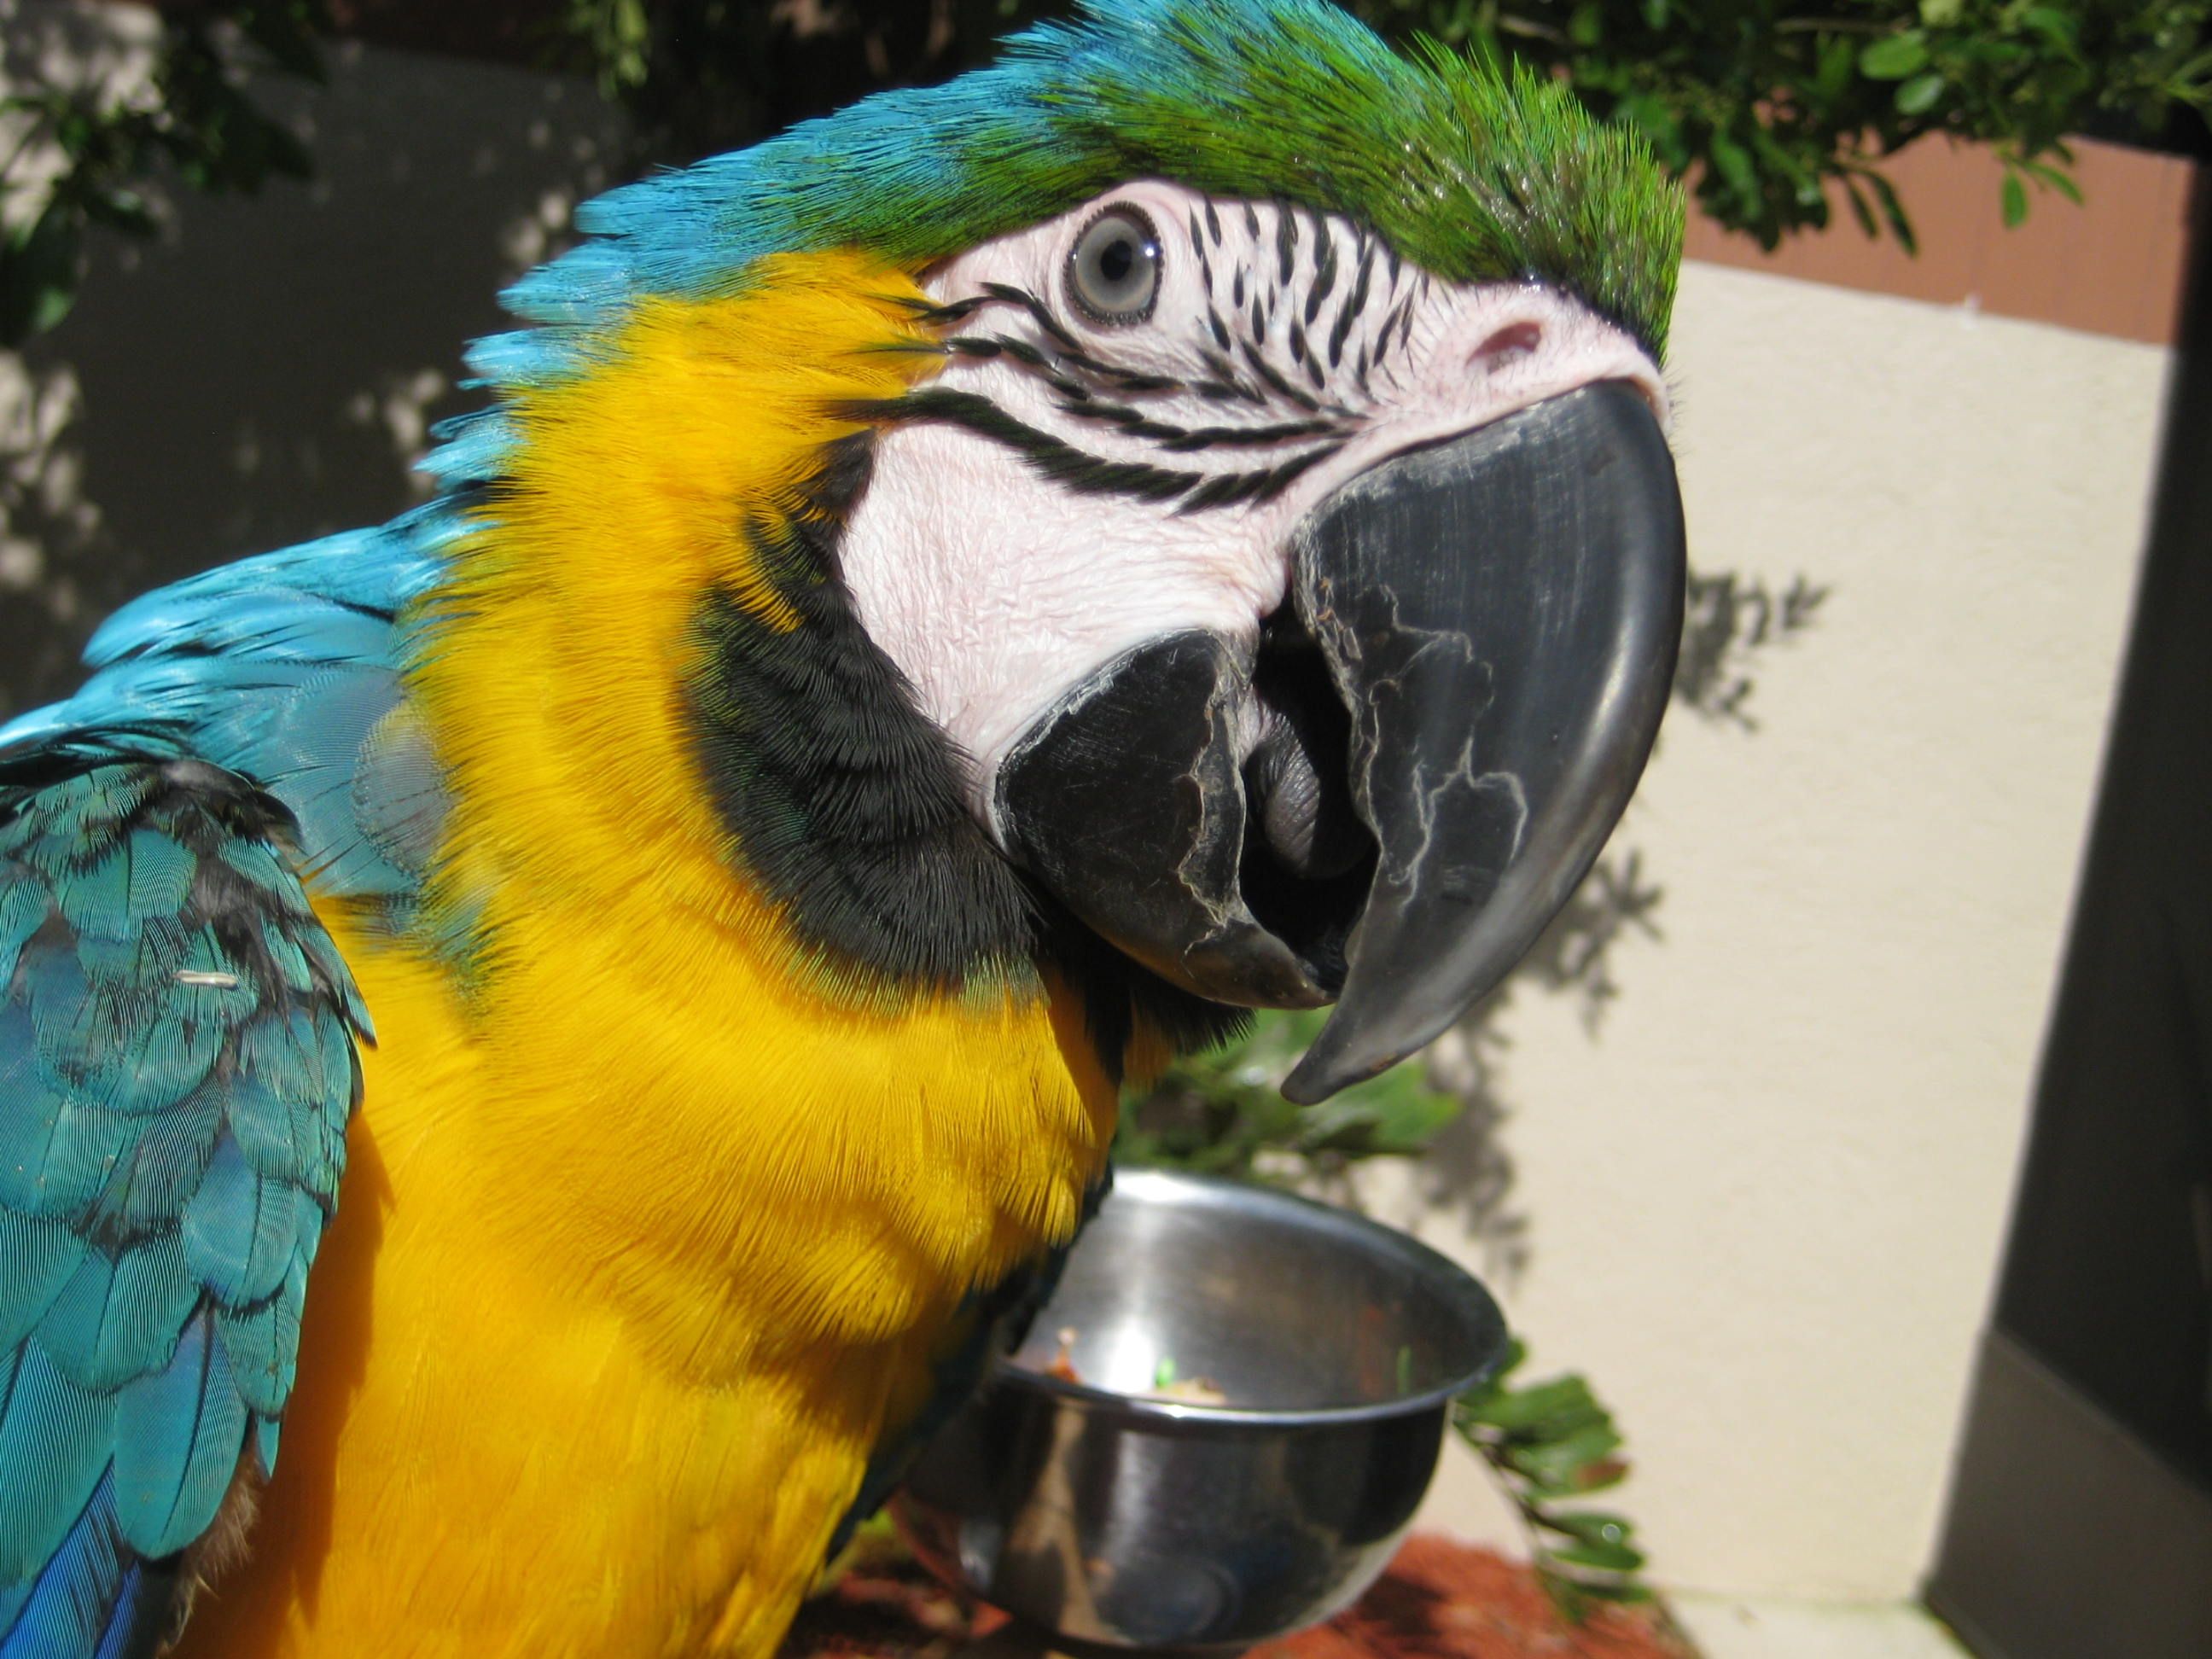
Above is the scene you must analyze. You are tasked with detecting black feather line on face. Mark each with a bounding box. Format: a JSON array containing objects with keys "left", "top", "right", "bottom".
[
  {"left": 681, "top": 433, "right": 1246, "bottom": 1065},
  {"left": 1334, "top": 239, "right": 1378, "bottom": 366},
  {"left": 904, "top": 224, "right": 1384, "bottom": 504},
  {"left": 848, "top": 382, "right": 1347, "bottom": 510},
  {"left": 982, "top": 281, "right": 1084, "bottom": 352},
  {"left": 1237, "top": 340, "right": 1321, "bottom": 413},
  {"left": 1195, "top": 347, "right": 1266, "bottom": 405},
  {"left": 1055, "top": 393, "right": 1342, "bottom": 452},
  {"left": 1307, "top": 219, "right": 1338, "bottom": 325},
  {"left": 859, "top": 387, "right": 1202, "bottom": 503}
]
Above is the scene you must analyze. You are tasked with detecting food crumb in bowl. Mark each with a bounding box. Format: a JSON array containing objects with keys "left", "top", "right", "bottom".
[
  {"left": 1148, "top": 1374, "right": 1231, "bottom": 1405},
  {"left": 1147, "top": 1353, "right": 1230, "bottom": 1405},
  {"left": 1042, "top": 1326, "right": 1084, "bottom": 1382},
  {"left": 1022, "top": 1331, "right": 1230, "bottom": 1403}
]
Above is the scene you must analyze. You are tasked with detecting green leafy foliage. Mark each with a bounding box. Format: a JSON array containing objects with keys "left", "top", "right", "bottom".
[
  {"left": 1118, "top": 1009, "right": 1465, "bottom": 1179},
  {"left": 12, "top": 0, "right": 2196, "bottom": 352},
  {"left": 1454, "top": 1339, "right": 1656, "bottom": 1620},
  {"left": 0, "top": 1, "right": 329, "bottom": 345},
  {"left": 558, "top": 1, "right": 2209, "bottom": 259},
  {"left": 1348, "top": 0, "right": 2210, "bottom": 248}
]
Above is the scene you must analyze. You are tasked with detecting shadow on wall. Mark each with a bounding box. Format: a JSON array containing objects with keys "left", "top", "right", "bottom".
[
  {"left": 1406, "top": 569, "right": 1823, "bottom": 1288},
  {"left": 0, "top": 20, "right": 628, "bottom": 720}
]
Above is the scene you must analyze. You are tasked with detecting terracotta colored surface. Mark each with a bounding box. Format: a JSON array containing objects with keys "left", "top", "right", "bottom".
[
  {"left": 1254, "top": 1537, "right": 1691, "bottom": 1659},
  {"left": 783, "top": 1535, "right": 1692, "bottom": 1659},
  {"left": 1684, "top": 136, "right": 2197, "bottom": 345}
]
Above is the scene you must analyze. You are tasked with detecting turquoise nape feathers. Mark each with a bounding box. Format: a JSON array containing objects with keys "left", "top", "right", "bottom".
[{"left": 0, "top": 3, "right": 1687, "bottom": 1656}]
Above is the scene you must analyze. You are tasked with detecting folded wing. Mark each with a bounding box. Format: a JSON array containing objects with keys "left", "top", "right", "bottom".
[{"left": 0, "top": 748, "right": 367, "bottom": 1659}]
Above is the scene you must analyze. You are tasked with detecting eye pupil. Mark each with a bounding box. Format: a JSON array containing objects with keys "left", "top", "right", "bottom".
[{"left": 1068, "top": 206, "right": 1161, "bottom": 325}]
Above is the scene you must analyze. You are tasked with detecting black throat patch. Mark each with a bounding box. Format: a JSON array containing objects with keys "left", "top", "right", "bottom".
[
  {"left": 684, "top": 436, "right": 1033, "bottom": 992},
  {"left": 683, "top": 434, "right": 1245, "bottom": 1074}
]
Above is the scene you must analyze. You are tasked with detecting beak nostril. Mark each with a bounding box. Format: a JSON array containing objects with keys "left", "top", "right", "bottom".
[{"left": 1471, "top": 321, "right": 1542, "bottom": 374}]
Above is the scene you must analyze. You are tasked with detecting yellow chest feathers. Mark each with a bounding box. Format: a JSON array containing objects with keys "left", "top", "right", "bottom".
[{"left": 392, "top": 252, "right": 1123, "bottom": 1382}]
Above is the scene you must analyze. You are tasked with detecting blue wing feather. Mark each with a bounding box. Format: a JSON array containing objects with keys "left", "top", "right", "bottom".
[
  {"left": 5, "top": 1473, "right": 138, "bottom": 1659},
  {"left": 0, "top": 754, "right": 367, "bottom": 1657},
  {"left": 112, "top": 1313, "right": 250, "bottom": 1562},
  {"left": 0, "top": 519, "right": 445, "bottom": 908}
]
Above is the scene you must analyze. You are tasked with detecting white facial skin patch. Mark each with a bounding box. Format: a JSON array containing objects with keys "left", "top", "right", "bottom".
[{"left": 836, "top": 180, "right": 1668, "bottom": 835}]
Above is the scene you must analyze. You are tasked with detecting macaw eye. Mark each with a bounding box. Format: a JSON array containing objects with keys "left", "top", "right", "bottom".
[{"left": 1068, "top": 206, "right": 1161, "bottom": 325}]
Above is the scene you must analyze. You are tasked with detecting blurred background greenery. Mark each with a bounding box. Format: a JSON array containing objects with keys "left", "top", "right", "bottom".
[{"left": 6, "top": 1, "right": 2210, "bottom": 343}]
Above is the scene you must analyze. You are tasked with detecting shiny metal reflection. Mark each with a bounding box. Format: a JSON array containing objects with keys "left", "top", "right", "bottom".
[{"left": 896, "top": 1169, "right": 1508, "bottom": 1650}]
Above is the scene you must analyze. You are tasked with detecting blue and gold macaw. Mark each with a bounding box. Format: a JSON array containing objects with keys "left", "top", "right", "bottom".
[{"left": 0, "top": 2, "right": 1686, "bottom": 1653}]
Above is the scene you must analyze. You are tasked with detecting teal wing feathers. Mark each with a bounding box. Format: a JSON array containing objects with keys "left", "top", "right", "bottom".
[
  {"left": 0, "top": 746, "right": 367, "bottom": 1659},
  {"left": 0, "top": 519, "right": 449, "bottom": 907}
]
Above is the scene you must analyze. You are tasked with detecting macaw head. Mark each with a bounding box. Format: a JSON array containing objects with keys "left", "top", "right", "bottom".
[{"left": 451, "top": 0, "right": 1686, "bottom": 1102}]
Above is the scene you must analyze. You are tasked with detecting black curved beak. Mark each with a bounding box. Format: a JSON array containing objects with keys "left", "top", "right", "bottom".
[
  {"left": 1282, "top": 382, "right": 1685, "bottom": 1099},
  {"left": 994, "top": 381, "right": 1685, "bottom": 1100}
]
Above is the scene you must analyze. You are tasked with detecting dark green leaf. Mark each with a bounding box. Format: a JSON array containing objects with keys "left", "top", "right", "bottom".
[
  {"left": 2021, "top": 6, "right": 2080, "bottom": 54},
  {"left": 1842, "top": 174, "right": 1880, "bottom": 239},
  {"left": 1519, "top": 1463, "right": 1627, "bottom": 1502},
  {"left": 1814, "top": 37, "right": 1858, "bottom": 104},
  {"left": 1708, "top": 130, "right": 1756, "bottom": 209},
  {"left": 240, "top": 2, "right": 330, "bottom": 84},
  {"left": 1862, "top": 170, "right": 1919, "bottom": 254},
  {"left": 53, "top": 110, "right": 96, "bottom": 160},
  {"left": 1505, "top": 1423, "right": 1622, "bottom": 1487},
  {"left": 2001, "top": 171, "right": 2029, "bottom": 227},
  {"left": 1859, "top": 32, "right": 1930, "bottom": 79},
  {"left": 1895, "top": 73, "right": 1945, "bottom": 115},
  {"left": 0, "top": 203, "right": 84, "bottom": 345},
  {"left": 1533, "top": 1509, "right": 1636, "bottom": 1546},
  {"left": 1615, "top": 95, "right": 1683, "bottom": 161},
  {"left": 1545, "top": 1540, "right": 1646, "bottom": 1573},
  {"left": 2020, "top": 156, "right": 2085, "bottom": 205},
  {"left": 1536, "top": 1568, "right": 1594, "bottom": 1624},
  {"left": 1558, "top": 1576, "right": 1656, "bottom": 1604},
  {"left": 82, "top": 188, "right": 156, "bottom": 237},
  {"left": 1478, "top": 1376, "right": 1597, "bottom": 1428}
]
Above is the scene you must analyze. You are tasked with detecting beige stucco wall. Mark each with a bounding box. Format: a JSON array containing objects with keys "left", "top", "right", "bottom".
[
  {"left": 1408, "top": 261, "right": 2172, "bottom": 1601},
  {"left": 0, "top": 0, "right": 2183, "bottom": 1613}
]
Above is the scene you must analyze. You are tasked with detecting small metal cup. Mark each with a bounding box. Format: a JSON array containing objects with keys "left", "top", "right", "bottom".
[{"left": 896, "top": 1167, "right": 1506, "bottom": 1650}]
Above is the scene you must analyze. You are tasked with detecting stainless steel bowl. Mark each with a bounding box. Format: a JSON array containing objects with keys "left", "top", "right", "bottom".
[{"left": 894, "top": 1168, "right": 1507, "bottom": 1651}]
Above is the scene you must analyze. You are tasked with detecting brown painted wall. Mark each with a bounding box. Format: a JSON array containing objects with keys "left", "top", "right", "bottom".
[{"left": 1684, "top": 137, "right": 2194, "bottom": 346}]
